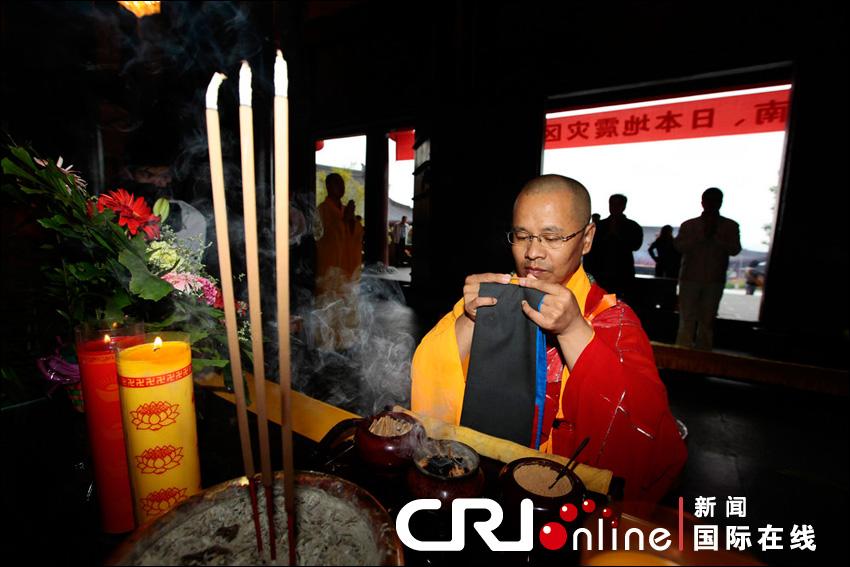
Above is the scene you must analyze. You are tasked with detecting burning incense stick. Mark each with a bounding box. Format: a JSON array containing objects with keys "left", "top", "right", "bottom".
[
  {"left": 274, "top": 48, "right": 297, "bottom": 566},
  {"left": 205, "top": 71, "right": 264, "bottom": 554},
  {"left": 239, "top": 60, "right": 277, "bottom": 560}
]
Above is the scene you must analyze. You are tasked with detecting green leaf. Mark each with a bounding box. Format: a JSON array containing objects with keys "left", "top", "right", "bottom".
[
  {"left": 118, "top": 249, "right": 173, "bottom": 301},
  {"left": 37, "top": 216, "right": 80, "bottom": 239},
  {"left": 153, "top": 198, "right": 170, "bottom": 224},
  {"left": 36, "top": 214, "right": 68, "bottom": 228},
  {"left": 1, "top": 157, "right": 42, "bottom": 186},
  {"left": 10, "top": 146, "right": 37, "bottom": 169},
  {"left": 14, "top": 184, "right": 44, "bottom": 195},
  {"left": 188, "top": 328, "right": 210, "bottom": 344},
  {"left": 146, "top": 310, "right": 189, "bottom": 330},
  {"left": 192, "top": 358, "right": 229, "bottom": 372},
  {"left": 128, "top": 233, "right": 148, "bottom": 256},
  {"left": 68, "top": 262, "right": 102, "bottom": 281},
  {"left": 104, "top": 290, "right": 132, "bottom": 321}
]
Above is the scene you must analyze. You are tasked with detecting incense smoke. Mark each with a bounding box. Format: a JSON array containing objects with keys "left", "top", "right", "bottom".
[
  {"left": 291, "top": 269, "right": 416, "bottom": 417},
  {"left": 50, "top": 1, "right": 419, "bottom": 415}
]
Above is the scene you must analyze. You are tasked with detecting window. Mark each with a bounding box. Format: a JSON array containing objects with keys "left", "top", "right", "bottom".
[
  {"left": 315, "top": 135, "right": 366, "bottom": 220},
  {"left": 542, "top": 84, "right": 791, "bottom": 321}
]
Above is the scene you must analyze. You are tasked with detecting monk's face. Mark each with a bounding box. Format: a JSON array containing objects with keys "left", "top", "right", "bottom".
[
  {"left": 327, "top": 177, "right": 344, "bottom": 201},
  {"left": 512, "top": 191, "right": 595, "bottom": 285}
]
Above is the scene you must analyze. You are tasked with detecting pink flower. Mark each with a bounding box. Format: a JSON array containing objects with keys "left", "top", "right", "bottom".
[
  {"left": 161, "top": 272, "right": 198, "bottom": 293},
  {"left": 198, "top": 277, "right": 224, "bottom": 309},
  {"left": 161, "top": 272, "right": 224, "bottom": 309}
]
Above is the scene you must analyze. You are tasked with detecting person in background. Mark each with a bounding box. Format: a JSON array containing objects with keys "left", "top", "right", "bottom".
[
  {"left": 674, "top": 187, "right": 741, "bottom": 350},
  {"left": 648, "top": 225, "right": 681, "bottom": 279},
  {"left": 583, "top": 213, "right": 603, "bottom": 277},
  {"left": 391, "top": 215, "right": 411, "bottom": 267},
  {"left": 744, "top": 259, "right": 765, "bottom": 295},
  {"left": 316, "top": 173, "right": 348, "bottom": 295},
  {"left": 591, "top": 194, "right": 643, "bottom": 301},
  {"left": 340, "top": 200, "right": 364, "bottom": 280}
]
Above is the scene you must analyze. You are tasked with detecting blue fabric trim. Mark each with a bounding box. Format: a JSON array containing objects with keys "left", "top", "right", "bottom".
[{"left": 533, "top": 296, "right": 547, "bottom": 449}]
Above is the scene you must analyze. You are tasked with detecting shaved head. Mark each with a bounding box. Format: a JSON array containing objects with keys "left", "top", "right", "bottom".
[
  {"left": 516, "top": 174, "right": 591, "bottom": 226},
  {"left": 511, "top": 175, "right": 596, "bottom": 284}
]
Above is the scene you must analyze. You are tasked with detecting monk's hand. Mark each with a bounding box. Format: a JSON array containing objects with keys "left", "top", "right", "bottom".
[
  {"left": 517, "top": 277, "right": 594, "bottom": 369},
  {"left": 462, "top": 273, "right": 512, "bottom": 322},
  {"left": 516, "top": 277, "right": 585, "bottom": 336}
]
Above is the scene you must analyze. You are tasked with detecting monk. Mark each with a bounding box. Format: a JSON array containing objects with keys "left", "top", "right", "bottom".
[
  {"left": 340, "top": 200, "right": 364, "bottom": 281},
  {"left": 316, "top": 173, "right": 348, "bottom": 295},
  {"left": 411, "top": 174, "right": 686, "bottom": 506}
]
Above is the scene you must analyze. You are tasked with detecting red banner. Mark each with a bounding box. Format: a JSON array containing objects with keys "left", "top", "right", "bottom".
[
  {"left": 544, "top": 90, "right": 790, "bottom": 149},
  {"left": 390, "top": 129, "right": 415, "bottom": 160}
]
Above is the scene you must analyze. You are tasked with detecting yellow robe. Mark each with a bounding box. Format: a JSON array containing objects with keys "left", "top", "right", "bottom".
[
  {"left": 340, "top": 220, "right": 363, "bottom": 280},
  {"left": 316, "top": 199, "right": 346, "bottom": 294}
]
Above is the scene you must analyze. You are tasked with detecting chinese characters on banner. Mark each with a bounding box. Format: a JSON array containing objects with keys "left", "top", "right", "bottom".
[
  {"left": 544, "top": 90, "right": 790, "bottom": 150},
  {"left": 691, "top": 496, "right": 815, "bottom": 552}
]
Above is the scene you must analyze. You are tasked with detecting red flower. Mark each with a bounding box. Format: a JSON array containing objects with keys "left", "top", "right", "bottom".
[{"left": 96, "top": 188, "right": 161, "bottom": 240}]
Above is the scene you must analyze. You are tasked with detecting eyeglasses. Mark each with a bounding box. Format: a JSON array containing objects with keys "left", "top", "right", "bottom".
[{"left": 506, "top": 225, "right": 588, "bottom": 249}]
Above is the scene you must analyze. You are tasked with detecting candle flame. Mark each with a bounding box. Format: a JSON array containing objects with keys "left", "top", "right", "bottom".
[
  {"left": 274, "top": 49, "right": 288, "bottom": 97},
  {"left": 103, "top": 334, "right": 111, "bottom": 344},
  {"left": 239, "top": 61, "right": 252, "bottom": 107},
  {"left": 205, "top": 72, "right": 227, "bottom": 110},
  {"left": 153, "top": 336, "right": 163, "bottom": 351}
]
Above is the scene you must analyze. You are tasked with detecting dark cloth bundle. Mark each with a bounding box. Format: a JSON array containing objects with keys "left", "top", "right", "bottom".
[{"left": 460, "top": 283, "right": 546, "bottom": 447}]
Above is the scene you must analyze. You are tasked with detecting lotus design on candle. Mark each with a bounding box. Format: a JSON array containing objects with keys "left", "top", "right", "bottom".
[
  {"left": 136, "top": 445, "right": 184, "bottom": 475},
  {"left": 140, "top": 487, "right": 188, "bottom": 518},
  {"left": 130, "top": 401, "right": 180, "bottom": 431}
]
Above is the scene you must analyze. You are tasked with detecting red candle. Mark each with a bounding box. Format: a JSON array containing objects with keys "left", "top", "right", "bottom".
[{"left": 76, "top": 325, "right": 144, "bottom": 533}]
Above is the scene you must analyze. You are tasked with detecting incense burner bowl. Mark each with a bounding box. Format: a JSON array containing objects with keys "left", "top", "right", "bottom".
[
  {"left": 108, "top": 470, "right": 404, "bottom": 565},
  {"left": 406, "top": 439, "right": 485, "bottom": 508},
  {"left": 498, "top": 457, "right": 586, "bottom": 521},
  {"left": 355, "top": 410, "right": 424, "bottom": 470}
]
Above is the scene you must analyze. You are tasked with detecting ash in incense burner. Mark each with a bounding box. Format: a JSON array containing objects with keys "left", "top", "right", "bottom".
[
  {"left": 108, "top": 471, "right": 404, "bottom": 566},
  {"left": 355, "top": 411, "right": 423, "bottom": 470},
  {"left": 419, "top": 453, "right": 471, "bottom": 478},
  {"left": 406, "top": 439, "right": 485, "bottom": 507},
  {"left": 499, "top": 457, "right": 586, "bottom": 520}
]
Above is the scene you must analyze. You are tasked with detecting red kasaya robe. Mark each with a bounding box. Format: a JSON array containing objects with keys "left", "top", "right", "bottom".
[{"left": 411, "top": 267, "right": 687, "bottom": 505}]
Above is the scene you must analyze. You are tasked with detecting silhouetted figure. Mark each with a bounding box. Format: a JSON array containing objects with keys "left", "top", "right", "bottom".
[
  {"left": 744, "top": 259, "right": 765, "bottom": 295},
  {"left": 391, "top": 215, "right": 410, "bottom": 267},
  {"left": 590, "top": 194, "right": 643, "bottom": 300},
  {"left": 316, "top": 173, "right": 348, "bottom": 295},
  {"left": 648, "top": 225, "right": 681, "bottom": 279},
  {"left": 341, "top": 200, "right": 364, "bottom": 280},
  {"left": 583, "top": 213, "right": 603, "bottom": 276},
  {"left": 674, "top": 187, "right": 742, "bottom": 350},
  {"left": 314, "top": 175, "right": 362, "bottom": 352}
]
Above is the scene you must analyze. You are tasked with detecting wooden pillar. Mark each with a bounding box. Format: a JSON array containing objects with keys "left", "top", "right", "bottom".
[{"left": 364, "top": 130, "right": 389, "bottom": 266}]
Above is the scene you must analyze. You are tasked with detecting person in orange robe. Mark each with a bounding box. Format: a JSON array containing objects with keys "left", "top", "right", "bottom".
[
  {"left": 340, "top": 200, "right": 364, "bottom": 281},
  {"left": 411, "top": 174, "right": 687, "bottom": 507},
  {"left": 316, "top": 173, "right": 347, "bottom": 296}
]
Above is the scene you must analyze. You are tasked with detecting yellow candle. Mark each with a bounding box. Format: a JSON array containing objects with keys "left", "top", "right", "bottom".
[{"left": 116, "top": 335, "right": 201, "bottom": 525}]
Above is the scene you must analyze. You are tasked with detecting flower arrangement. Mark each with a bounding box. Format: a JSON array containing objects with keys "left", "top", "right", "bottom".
[{"left": 1, "top": 144, "right": 249, "bottom": 384}]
